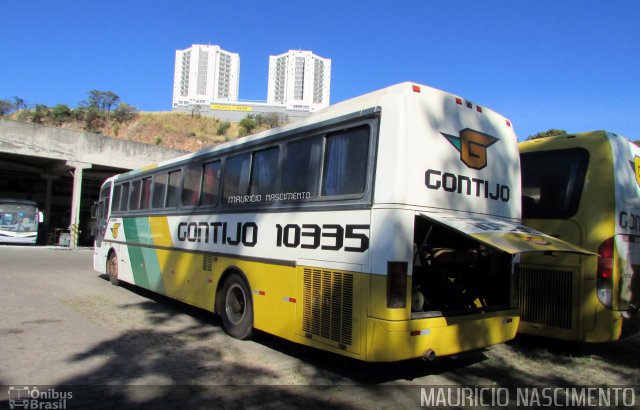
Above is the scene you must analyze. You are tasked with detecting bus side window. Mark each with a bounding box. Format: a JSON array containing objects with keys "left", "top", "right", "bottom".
[
  {"left": 223, "top": 153, "right": 251, "bottom": 203},
  {"left": 152, "top": 173, "right": 168, "bottom": 209},
  {"left": 129, "top": 180, "right": 142, "bottom": 211},
  {"left": 202, "top": 161, "right": 221, "bottom": 206},
  {"left": 182, "top": 164, "right": 203, "bottom": 207},
  {"left": 283, "top": 137, "right": 322, "bottom": 196},
  {"left": 250, "top": 147, "right": 279, "bottom": 197},
  {"left": 166, "top": 170, "right": 182, "bottom": 208},
  {"left": 322, "top": 125, "right": 370, "bottom": 196},
  {"left": 140, "top": 177, "right": 152, "bottom": 210},
  {"left": 111, "top": 185, "right": 122, "bottom": 212},
  {"left": 120, "top": 182, "right": 130, "bottom": 211}
]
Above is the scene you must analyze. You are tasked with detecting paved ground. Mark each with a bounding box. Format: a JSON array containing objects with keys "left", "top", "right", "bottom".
[{"left": 0, "top": 246, "right": 638, "bottom": 409}]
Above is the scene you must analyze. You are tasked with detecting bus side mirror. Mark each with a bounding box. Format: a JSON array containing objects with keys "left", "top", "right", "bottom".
[
  {"left": 38, "top": 211, "right": 44, "bottom": 224},
  {"left": 90, "top": 202, "right": 99, "bottom": 219}
]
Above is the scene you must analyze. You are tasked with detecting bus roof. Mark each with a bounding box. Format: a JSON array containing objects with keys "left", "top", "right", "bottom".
[
  {"left": 115, "top": 82, "right": 513, "bottom": 181},
  {"left": 0, "top": 198, "right": 38, "bottom": 206}
]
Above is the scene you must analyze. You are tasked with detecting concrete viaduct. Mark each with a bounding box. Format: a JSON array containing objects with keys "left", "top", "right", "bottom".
[{"left": 0, "top": 119, "right": 187, "bottom": 248}]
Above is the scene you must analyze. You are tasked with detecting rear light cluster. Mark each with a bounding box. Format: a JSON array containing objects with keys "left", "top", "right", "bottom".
[
  {"left": 453, "top": 94, "right": 511, "bottom": 128},
  {"left": 411, "top": 84, "right": 512, "bottom": 128},
  {"left": 387, "top": 261, "right": 408, "bottom": 308},
  {"left": 596, "top": 237, "right": 614, "bottom": 308},
  {"left": 455, "top": 97, "right": 483, "bottom": 113}
]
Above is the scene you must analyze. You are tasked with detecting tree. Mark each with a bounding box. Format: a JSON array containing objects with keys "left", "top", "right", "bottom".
[
  {"left": 30, "top": 104, "right": 49, "bottom": 124},
  {"left": 87, "top": 89, "right": 102, "bottom": 109},
  {"left": 84, "top": 107, "right": 103, "bottom": 133},
  {"left": 102, "top": 91, "right": 120, "bottom": 114},
  {"left": 0, "top": 99, "right": 13, "bottom": 116},
  {"left": 216, "top": 121, "right": 231, "bottom": 136},
  {"left": 86, "top": 89, "right": 120, "bottom": 114},
  {"left": 526, "top": 129, "right": 568, "bottom": 140},
  {"left": 50, "top": 104, "right": 72, "bottom": 125},
  {"left": 12, "top": 96, "right": 27, "bottom": 111},
  {"left": 238, "top": 115, "right": 256, "bottom": 136},
  {"left": 112, "top": 103, "right": 138, "bottom": 123}
]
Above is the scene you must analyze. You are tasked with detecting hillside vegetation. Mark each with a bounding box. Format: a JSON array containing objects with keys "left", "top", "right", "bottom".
[
  {"left": 0, "top": 90, "right": 282, "bottom": 152},
  {"left": 71, "top": 112, "right": 244, "bottom": 151},
  {"left": 5, "top": 111, "right": 255, "bottom": 152}
]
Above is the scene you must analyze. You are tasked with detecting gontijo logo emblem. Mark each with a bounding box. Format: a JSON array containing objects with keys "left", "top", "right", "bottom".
[
  {"left": 441, "top": 128, "right": 499, "bottom": 170},
  {"left": 629, "top": 156, "right": 640, "bottom": 188},
  {"left": 110, "top": 223, "right": 121, "bottom": 238}
]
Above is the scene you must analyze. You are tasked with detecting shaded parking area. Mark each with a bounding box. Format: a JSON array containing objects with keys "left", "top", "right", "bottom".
[{"left": 0, "top": 247, "right": 638, "bottom": 408}]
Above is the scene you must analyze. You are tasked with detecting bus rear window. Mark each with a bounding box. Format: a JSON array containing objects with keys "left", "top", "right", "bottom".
[{"left": 520, "top": 149, "right": 589, "bottom": 219}]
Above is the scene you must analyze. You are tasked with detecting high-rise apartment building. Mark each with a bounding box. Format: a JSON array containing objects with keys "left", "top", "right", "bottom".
[
  {"left": 172, "top": 44, "right": 240, "bottom": 107},
  {"left": 267, "top": 50, "right": 331, "bottom": 111}
]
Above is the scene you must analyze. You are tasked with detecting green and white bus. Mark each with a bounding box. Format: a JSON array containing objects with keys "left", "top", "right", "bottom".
[{"left": 93, "top": 83, "right": 587, "bottom": 362}]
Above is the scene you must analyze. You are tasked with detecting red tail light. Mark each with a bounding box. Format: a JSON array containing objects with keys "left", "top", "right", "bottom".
[
  {"left": 597, "top": 237, "right": 614, "bottom": 308},
  {"left": 387, "top": 261, "right": 408, "bottom": 308}
]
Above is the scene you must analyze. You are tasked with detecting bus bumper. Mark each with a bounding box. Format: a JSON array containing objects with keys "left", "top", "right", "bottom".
[
  {"left": 365, "top": 309, "right": 519, "bottom": 362},
  {"left": 0, "top": 235, "right": 37, "bottom": 245}
]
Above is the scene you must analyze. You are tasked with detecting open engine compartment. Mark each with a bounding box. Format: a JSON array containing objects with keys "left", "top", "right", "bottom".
[{"left": 412, "top": 216, "right": 513, "bottom": 318}]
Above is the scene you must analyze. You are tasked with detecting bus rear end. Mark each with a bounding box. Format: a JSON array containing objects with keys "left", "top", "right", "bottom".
[
  {"left": 365, "top": 83, "right": 589, "bottom": 361},
  {"left": 519, "top": 131, "right": 640, "bottom": 342}
]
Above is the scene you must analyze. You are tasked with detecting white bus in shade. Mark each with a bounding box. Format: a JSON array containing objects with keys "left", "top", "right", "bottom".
[
  {"left": 92, "top": 83, "right": 590, "bottom": 362},
  {"left": 0, "top": 199, "right": 43, "bottom": 245}
]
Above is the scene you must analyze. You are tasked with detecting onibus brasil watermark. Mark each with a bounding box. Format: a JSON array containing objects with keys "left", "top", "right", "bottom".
[
  {"left": 420, "top": 386, "right": 637, "bottom": 408},
  {"left": 8, "top": 386, "right": 73, "bottom": 409}
]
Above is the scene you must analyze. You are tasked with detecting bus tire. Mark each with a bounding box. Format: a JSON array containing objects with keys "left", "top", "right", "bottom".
[
  {"left": 220, "top": 273, "right": 253, "bottom": 340},
  {"left": 107, "top": 251, "right": 120, "bottom": 286}
]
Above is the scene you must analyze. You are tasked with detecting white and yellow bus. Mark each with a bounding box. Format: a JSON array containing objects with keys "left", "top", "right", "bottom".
[
  {"left": 93, "top": 83, "right": 587, "bottom": 362},
  {"left": 519, "top": 131, "right": 640, "bottom": 342}
]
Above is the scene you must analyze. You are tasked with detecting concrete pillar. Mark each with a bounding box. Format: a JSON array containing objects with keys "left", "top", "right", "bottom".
[
  {"left": 39, "top": 174, "right": 59, "bottom": 235},
  {"left": 67, "top": 161, "right": 91, "bottom": 249}
]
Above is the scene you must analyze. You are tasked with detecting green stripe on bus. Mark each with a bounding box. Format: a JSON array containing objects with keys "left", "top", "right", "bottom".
[
  {"left": 123, "top": 218, "right": 151, "bottom": 288},
  {"left": 141, "top": 247, "right": 165, "bottom": 293}
]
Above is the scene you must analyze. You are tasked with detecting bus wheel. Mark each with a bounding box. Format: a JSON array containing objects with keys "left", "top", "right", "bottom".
[
  {"left": 107, "top": 252, "right": 120, "bottom": 286},
  {"left": 220, "top": 273, "right": 253, "bottom": 340}
]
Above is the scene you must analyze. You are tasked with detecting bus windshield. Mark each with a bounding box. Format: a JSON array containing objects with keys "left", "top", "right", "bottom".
[{"left": 0, "top": 202, "right": 39, "bottom": 233}]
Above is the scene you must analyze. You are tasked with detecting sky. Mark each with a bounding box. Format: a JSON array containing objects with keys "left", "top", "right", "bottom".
[{"left": 1, "top": 0, "right": 638, "bottom": 140}]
